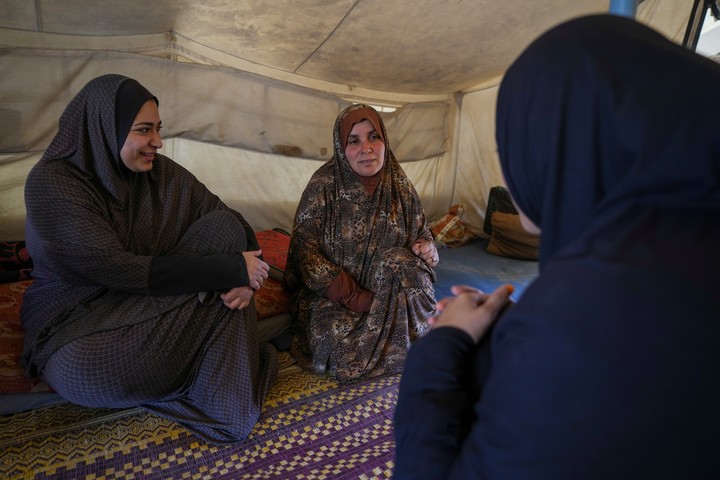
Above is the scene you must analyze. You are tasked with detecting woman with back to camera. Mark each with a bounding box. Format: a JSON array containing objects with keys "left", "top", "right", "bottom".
[
  {"left": 22, "top": 74, "right": 277, "bottom": 445},
  {"left": 283, "top": 104, "right": 438, "bottom": 381},
  {"left": 394, "top": 14, "right": 720, "bottom": 479}
]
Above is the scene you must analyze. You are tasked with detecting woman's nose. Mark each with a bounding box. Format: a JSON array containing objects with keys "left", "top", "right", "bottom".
[{"left": 151, "top": 131, "right": 163, "bottom": 149}]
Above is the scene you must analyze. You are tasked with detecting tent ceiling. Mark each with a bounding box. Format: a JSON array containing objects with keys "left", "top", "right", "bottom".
[{"left": 0, "top": 0, "right": 695, "bottom": 96}]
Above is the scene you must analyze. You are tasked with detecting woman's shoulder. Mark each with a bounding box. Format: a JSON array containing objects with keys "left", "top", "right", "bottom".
[
  {"left": 314, "top": 159, "right": 335, "bottom": 176},
  {"left": 25, "top": 156, "right": 84, "bottom": 194},
  {"left": 151, "top": 154, "right": 200, "bottom": 183},
  {"left": 305, "top": 161, "right": 336, "bottom": 187}
]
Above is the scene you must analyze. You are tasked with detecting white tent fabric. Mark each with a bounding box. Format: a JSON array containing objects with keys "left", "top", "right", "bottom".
[{"left": 0, "top": 1, "right": 699, "bottom": 241}]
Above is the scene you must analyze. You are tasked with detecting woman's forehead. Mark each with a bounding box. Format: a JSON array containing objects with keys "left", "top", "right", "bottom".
[{"left": 348, "top": 119, "right": 376, "bottom": 134}]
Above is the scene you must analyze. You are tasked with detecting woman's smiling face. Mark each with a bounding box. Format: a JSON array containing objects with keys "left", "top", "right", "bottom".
[
  {"left": 120, "top": 99, "right": 163, "bottom": 173},
  {"left": 344, "top": 119, "right": 385, "bottom": 177}
]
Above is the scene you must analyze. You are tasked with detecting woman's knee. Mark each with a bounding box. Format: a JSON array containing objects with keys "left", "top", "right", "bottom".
[
  {"left": 375, "top": 247, "right": 420, "bottom": 273},
  {"left": 176, "top": 210, "right": 248, "bottom": 254},
  {"left": 371, "top": 246, "right": 432, "bottom": 288}
]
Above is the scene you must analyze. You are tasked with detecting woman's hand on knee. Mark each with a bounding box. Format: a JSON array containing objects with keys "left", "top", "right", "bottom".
[{"left": 220, "top": 286, "right": 254, "bottom": 310}]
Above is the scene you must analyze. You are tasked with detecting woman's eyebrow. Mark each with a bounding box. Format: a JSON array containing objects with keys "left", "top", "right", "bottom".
[{"left": 348, "top": 129, "right": 377, "bottom": 137}]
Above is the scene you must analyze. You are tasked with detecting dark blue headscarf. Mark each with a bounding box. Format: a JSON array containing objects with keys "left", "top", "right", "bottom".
[{"left": 496, "top": 14, "right": 720, "bottom": 267}]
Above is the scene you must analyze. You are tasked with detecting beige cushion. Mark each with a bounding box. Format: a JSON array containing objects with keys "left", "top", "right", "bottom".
[{"left": 486, "top": 212, "right": 540, "bottom": 260}]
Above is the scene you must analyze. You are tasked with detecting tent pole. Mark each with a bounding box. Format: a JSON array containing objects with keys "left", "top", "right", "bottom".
[
  {"left": 682, "top": 0, "right": 709, "bottom": 50},
  {"left": 609, "top": 0, "right": 637, "bottom": 17}
]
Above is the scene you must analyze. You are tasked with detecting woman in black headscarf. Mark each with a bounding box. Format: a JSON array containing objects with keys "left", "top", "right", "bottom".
[
  {"left": 394, "top": 14, "right": 720, "bottom": 479},
  {"left": 22, "top": 74, "right": 277, "bottom": 445}
]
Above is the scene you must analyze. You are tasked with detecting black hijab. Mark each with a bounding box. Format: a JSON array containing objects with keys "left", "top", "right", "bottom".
[
  {"left": 115, "top": 78, "right": 158, "bottom": 154},
  {"left": 496, "top": 14, "right": 720, "bottom": 267},
  {"left": 42, "top": 74, "right": 157, "bottom": 203}
]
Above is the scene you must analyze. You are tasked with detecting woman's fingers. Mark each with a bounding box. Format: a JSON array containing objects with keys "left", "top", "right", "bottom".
[
  {"left": 450, "top": 284, "right": 483, "bottom": 296},
  {"left": 431, "top": 284, "right": 515, "bottom": 342},
  {"left": 412, "top": 240, "right": 439, "bottom": 266},
  {"left": 220, "top": 287, "right": 255, "bottom": 310}
]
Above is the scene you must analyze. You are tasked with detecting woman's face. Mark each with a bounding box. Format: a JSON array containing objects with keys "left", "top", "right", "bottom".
[
  {"left": 120, "top": 99, "right": 163, "bottom": 173},
  {"left": 344, "top": 119, "right": 385, "bottom": 177}
]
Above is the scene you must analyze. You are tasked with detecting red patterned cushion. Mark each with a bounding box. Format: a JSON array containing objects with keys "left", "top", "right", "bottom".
[
  {"left": 254, "top": 277, "right": 290, "bottom": 320},
  {"left": 253, "top": 230, "right": 292, "bottom": 320},
  {"left": 255, "top": 229, "right": 290, "bottom": 272},
  {"left": 0, "top": 241, "right": 33, "bottom": 283},
  {"left": 0, "top": 241, "right": 32, "bottom": 270},
  {"left": 430, "top": 204, "right": 477, "bottom": 248},
  {"left": 0, "top": 280, "right": 52, "bottom": 394}
]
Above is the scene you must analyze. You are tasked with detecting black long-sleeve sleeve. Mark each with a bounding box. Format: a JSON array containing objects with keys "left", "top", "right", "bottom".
[
  {"left": 393, "top": 327, "right": 478, "bottom": 480},
  {"left": 148, "top": 254, "right": 249, "bottom": 295}
]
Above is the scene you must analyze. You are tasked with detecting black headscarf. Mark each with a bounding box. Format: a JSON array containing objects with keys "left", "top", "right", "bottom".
[
  {"left": 496, "top": 14, "right": 720, "bottom": 267},
  {"left": 114, "top": 78, "right": 158, "bottom": 154},
  {"left": 42, "top": 74, "right": 157, "bottom": 203}
]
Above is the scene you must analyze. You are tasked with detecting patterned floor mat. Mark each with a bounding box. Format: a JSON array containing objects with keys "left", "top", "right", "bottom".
[{"left": 0, "top": 352, "right": 399, "bottom": 479}]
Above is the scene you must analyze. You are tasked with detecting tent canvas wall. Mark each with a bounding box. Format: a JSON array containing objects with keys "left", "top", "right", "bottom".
[
  {"left": 0, "top": 1, "right": 705, "bottom": 242},
  {"left": 2, "top": 2, "right": 719, "bottom": 477}
]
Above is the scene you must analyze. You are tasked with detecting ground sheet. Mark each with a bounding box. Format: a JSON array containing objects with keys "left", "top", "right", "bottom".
[{"left": 0, "top": 353, "right": 398, "bottom": 480}]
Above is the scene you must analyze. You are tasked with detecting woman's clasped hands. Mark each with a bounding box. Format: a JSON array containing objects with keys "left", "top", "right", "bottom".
[
  {"left": 430, "top": 284, "right": 515, "bottom": 343},
  {"left": 220, "top": 250, "right": 270, "bottom": 310},
  {"left": 412, "top": 239, "right": 439, "bottom": 267}
]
